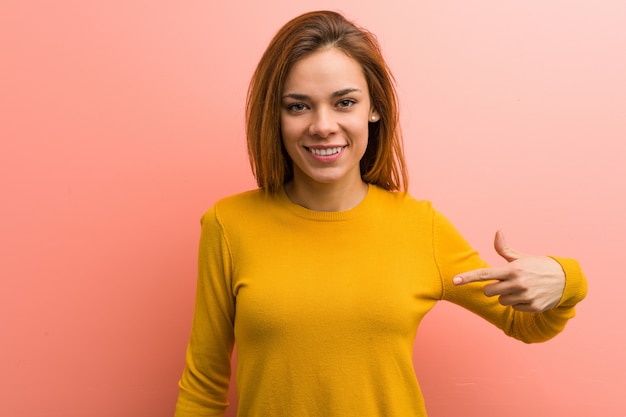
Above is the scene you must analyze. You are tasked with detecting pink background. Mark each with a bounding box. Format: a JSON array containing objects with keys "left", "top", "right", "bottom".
[{"left": 2, "top": 1, "right": 625, "bottom": 416}]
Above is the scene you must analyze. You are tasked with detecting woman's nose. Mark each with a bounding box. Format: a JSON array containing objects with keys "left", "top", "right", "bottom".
[{"left": 308, "top": 108, "right": 338, "bottom": 138}]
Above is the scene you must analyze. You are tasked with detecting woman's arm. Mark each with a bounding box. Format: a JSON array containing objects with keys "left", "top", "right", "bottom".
[
  {"left": 434, "top": 211, "right": 587, "bottom": 343},
  {"left": 175, "top": 207, "right": 236, "bottom": 417}
]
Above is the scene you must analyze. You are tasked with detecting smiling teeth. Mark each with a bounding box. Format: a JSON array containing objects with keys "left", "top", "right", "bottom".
[{"left": 309, "top": 147, "right": 343, "bottom": 156}]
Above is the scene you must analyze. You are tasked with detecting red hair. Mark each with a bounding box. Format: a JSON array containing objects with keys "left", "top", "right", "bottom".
[{"left": 246, "top": 10, "right": 408, "bottom": 193}]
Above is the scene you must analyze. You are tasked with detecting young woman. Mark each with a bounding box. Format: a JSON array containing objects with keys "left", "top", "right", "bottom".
[{"left": 175, "top": 10, "right": 587, "bottom": 417}]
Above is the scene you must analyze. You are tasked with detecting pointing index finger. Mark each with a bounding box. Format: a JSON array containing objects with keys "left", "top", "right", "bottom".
[{"left": 453, "top": 265, "right": 510, "bottom": 285}]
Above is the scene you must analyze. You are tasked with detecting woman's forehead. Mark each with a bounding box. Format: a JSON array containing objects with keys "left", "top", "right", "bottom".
[{"left": 283, "top": 48, "right": 367, "bottom": 94}]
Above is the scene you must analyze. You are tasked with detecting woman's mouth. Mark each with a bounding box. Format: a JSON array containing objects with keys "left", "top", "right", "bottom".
[{"left": 307, "top": 146, "right": 345, "bottom": 156}]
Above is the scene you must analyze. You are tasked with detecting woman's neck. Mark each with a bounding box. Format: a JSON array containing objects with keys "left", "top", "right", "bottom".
[{"left": 284, "top": 177, "right": 369, "bottom": 212}]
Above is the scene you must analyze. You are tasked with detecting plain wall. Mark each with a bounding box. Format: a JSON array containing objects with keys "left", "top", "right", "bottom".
[{"left": 1, "top": 1, "right": 625, "bottom": 416}]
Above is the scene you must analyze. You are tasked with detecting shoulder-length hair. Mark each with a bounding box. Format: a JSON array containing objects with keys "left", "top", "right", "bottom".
[{"left": 246, "top": 10, "right": 408, "bottom": 193}]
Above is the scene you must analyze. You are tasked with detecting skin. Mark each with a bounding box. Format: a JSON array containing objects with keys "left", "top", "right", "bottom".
[
  {"left": 454, "top": 230, "right": 567, "bottom": 313},
  {"left": 279, "top": 47, "right": 566, "bottom": 310},
  {"left": 280, "top": 47, "right": 379, "bottom": 212}
]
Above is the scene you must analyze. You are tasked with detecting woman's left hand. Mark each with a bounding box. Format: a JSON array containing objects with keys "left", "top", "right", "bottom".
[{"left": 452, "top": 230, "right": 566, "bottom": 313}]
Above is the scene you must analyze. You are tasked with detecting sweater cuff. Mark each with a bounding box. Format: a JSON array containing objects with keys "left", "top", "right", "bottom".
[{"left": 549, "top": 256, "right": 588, "bottom": 308}]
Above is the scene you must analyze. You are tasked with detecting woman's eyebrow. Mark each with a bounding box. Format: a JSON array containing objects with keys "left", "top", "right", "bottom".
[
  {"left": 282, "top": 93, "right": 310, "bottom": 100},
  {"left": 282, "top": 88, "right": 362, "bottom": 101},
  {"left": 331, "top": 88, "right": 361, "bottom": 98}
]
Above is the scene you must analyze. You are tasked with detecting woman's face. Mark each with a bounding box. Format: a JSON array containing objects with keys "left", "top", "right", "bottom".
[{"left": 280, "top": 47, "right": 378, "bottom": 190}]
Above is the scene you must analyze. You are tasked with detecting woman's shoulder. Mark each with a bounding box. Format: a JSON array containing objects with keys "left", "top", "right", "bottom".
[
  {"left": 200, "top": 188, "right": 277, "bottom": 225},
  {"left": 365, "top": 186, "right": 443, "bottom": 237},
  {"left": 214, "top": 188, "right": 267, "bottom": 209},
  {"left": 370, "top": 185, "right": 435, "bottom": 214}
]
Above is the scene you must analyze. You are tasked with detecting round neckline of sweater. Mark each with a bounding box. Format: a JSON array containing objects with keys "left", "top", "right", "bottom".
[{"left": 277, "top": 183, "right": 374, "bottom": 222}]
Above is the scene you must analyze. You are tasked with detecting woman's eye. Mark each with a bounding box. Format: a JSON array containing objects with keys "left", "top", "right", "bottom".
[
  {"left": 337, "top": 99, "right": 356, "bottom": 108},
  {"left": 287, "top": 103, "right": 307, "bottom": 112}
]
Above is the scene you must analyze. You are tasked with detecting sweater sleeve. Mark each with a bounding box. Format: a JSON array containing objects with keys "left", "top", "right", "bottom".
[
  {"left": 433, "top": 210, "right": 587, "bottom": 343},
  {"left": 175, "top": 207, "right": 235, "bottom": 417}
]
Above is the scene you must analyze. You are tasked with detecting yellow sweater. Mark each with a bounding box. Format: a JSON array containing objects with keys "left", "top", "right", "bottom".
[{"left": 175, "top": 185, "right": 587, "bottom": 417}]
